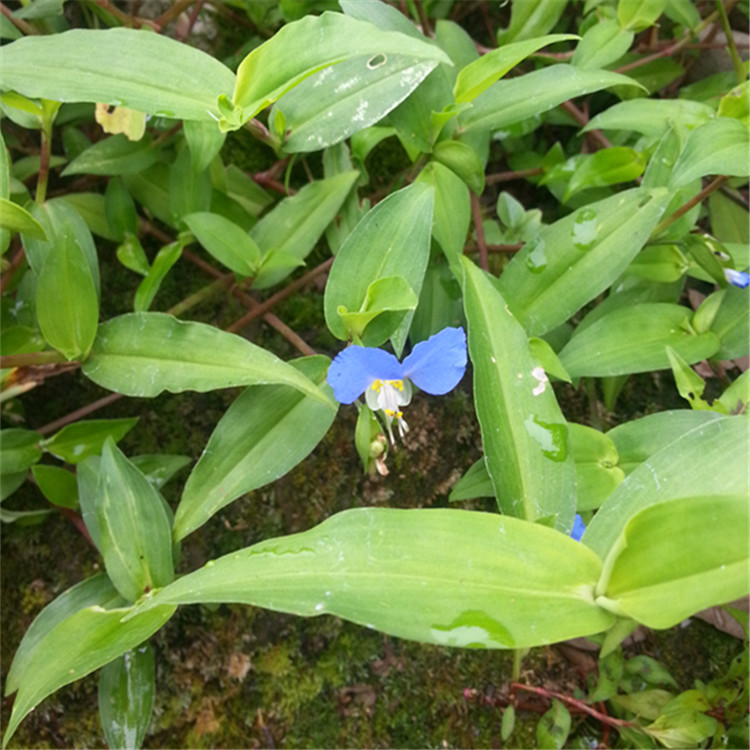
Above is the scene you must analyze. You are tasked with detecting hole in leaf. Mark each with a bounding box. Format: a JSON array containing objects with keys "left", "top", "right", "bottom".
[{"left": 367, "top": 53, "right": 387, "bottom": 69}]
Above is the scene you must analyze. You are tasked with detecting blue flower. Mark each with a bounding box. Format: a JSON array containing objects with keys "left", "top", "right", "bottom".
[
  {"left": 571, "top": 514, "right": 586, "bottom": 542},
  {"left": 327, "top": 327, "right": 467, "bottom": 441},
  {"left": 725, "top": 268, "right": 750, "bottom": 289}
]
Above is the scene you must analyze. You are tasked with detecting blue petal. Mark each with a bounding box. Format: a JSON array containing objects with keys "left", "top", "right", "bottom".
[
  {"left": 571, "top": 514, "right": 586, "bottom": 542},
  {"left": 402, "top": 327, "right": 467, "bottom": 395},
  {"left": 327, "top": 346, "right": 403, "bottom": 404},
  {"left": 725, "top": 268, "right": 750, "bottom": 289}
]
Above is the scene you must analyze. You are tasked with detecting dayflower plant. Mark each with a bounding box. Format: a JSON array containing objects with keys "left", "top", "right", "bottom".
[{"left": 327, "top": 327, "right": 467, "bottom": 442}]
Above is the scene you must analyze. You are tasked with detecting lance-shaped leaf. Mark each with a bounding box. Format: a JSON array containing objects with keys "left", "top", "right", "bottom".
[
  {"left": 130, "top": 508, "right": 614, "bottom": 648},
  {"left": 42, "top": 417, "right": 138, "bottom": 464},
  {"left": 272, "top": 53, "right": 438, "bottom": 153},
  {"left": 0, "top": 198, "right": 47, "bottom": 239},
  {"left": 606, "top": 410, "right": 724, "bottom": 475},
  {"left": 583, "top": 416, "right": 748, "bottom": 559},
  {"left": 183, "top": 212, "right": 261, "bottom": 276},
  {"left": 97, "top": 438, "right": 174, "bottom": 602},
  {"left": 174, "top": 356, "right": 337, "bottom": 540},
  {"left": 81, "top": 313, "right": 333, "bottom": 406},
  {"left": 459, "top": 65, "right": 643, "bottom": 134},
  {"left": 496, "top": 188, "right": 669, "bottom": 336},
  {"left": 454, "top": 33, "right": 578, "bottom": 103},
  {"left": 583, "top": 98, "right": 715, "bottom": 137},
  {"left": 324, "top": 182, "right": 434, "bottom": 353},
  {"left": 98, "top": 644, "right": 155, "bottom": 750},
  {"left": 230, "top": 12, "right": 450, "bottom": 124},
  {"left": 0, "top": 429, "right": 42, "bottom": 475},
  {"left": 36, "top": 215, "right": 99, "bottom": 360},
  {"left": 2, "top": 598, "right": 174, "bottom": 748},
  {"left": 250, "top": 170, "right": 359, "bottom": 289},
  {"left": 670, "top": 117, "right": 750, "bottom": 189},
  {"left": 597, "top": 495, "right": 749, "bottom": 628},
  {"left": 461, "top": 257, "right": 576, "bottom": 531},
  {"left": 0, "top": 28, "right": 235, "bottom": 121},
  {"left": 559, "top": 303, "right": 720, "bottom": 377}
]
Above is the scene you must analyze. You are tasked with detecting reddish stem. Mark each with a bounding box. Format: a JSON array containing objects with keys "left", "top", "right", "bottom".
[{"left": 470, "top": 193, "right": 489, "bottom": 271}]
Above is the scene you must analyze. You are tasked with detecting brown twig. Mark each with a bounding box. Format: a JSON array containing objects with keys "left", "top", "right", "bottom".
[
  {"left": 486, "top": 167, "right": 544, "bottom": 185},
  {"left": 652, "top": 175, "right": 728, "bottom": 237},
  {"left": 559, "top": 101, "right": 612, "bottom": 150},
  {"left": 511, "top": 683, "right": 638, "bottom": 730},
  {"left": 38, "top": 392, "right": 124, "bottom": 436},
  {"left": 0, "top": 247, "right": 27, "bottom": 295},
  {"left": 470, "top": 193, "right": 489, "bottom": 271},
  {"left": 155, "top": 0, "right": 199, "bottom": 31},
  {"left": 87, "top": 0, "right": 160, "bottom": 30},
  {"left": 0, "top": 2, "right": 36, "bottom": 34},
  {"left": 225, "top": 257, "right": 334, "bottom": 334}
]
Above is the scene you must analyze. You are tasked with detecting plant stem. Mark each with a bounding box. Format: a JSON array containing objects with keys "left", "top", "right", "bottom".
[
  {"left": 511, "top": 683, "right": 638, "bottom": 729},
  {"left": 0, "top": 350, "right": 67, "bottom": 368},
  {"left": 715, "top": 0, "right": 747, "bottom": 83},
  {"left": 651, "top": 175, "right": 728, "bottom": 237},
  {"left": 470, "top": 193, "right": 489, "bottom": 271}
]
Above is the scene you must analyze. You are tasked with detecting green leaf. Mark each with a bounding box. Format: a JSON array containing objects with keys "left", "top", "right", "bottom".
[
  {"left": 559, "top": 303, "right": 720, "bottom": 377},
  {"left": 461, "top": 257, "right": 576, "bottom": 530},
  {"left": 272, "top": 53, "right": 439, "bottom": 153},
  {"left": 432, "top": 139, "right": 485, "bottom": 195},
  {"left": 598, "top": 495, "right": 749, "bottom": 628},
  {"left": 454, "top": 34, "right": 578, "bottom": 103},
  {"left": 537, "top": 699, "right": 571, "bottom": 750},
  {"left": 497, "top": 188, "right": 670, "bottom": 336},
  {"left": 250, "top": 170, "right": 359, "bottom": 289},
  {"left": 670, "top": 118, "right": 750, "bottom": 189},
  {"left": 0, "top": 198, "right": 47, "bottom": 239},
  {"left": 133, "top": 241, "right": 183, "bottom": 312},
  {"left": 183, "top": 212, "right": 261, "bottom": 276},
  {"left": 0, "top": 28, "right": 235, "bottom": 121},
  {"left": 131, "top": 507, "right": 614, "bottom": 648},
  {"left": 2, "top": 599, "right": 175, "bottom": 748},
  {"left": 325, "top": 182, "right": 434, "bottom": 353},
  {"left": 584, "top": 415, "right": 748, "bottom": 558},
  {"left": 97, "top": 438, "right": 174, "bottom": 602},
  {"left": 336, "top": 276, "right": 419, "bottom": 342},
  {"left": 708, "top": 190, "right": 750, "bottom": 244},
  {"left": 565, "top": 147, "right": 646, "bottom": 200},
  {"left": 230, "top": 11, "right": 450, "bottom": 124},
  {"left": 568, "top": 423, "right": 624, "bottom": 511},
  {"left": 584, "top": 99, "right": 714, "bottom": 137},
  {"left": 130, "top": 454, "right": 191, "bottom": 491},
  {"left": 81, "top": 312, "right": 333, "bottom": 406},
  {"left": 416, "top": 161, "right": 470, "bottom": 268},
  {"left": 572, "top": 19, "right": 634, "bottom": 70},
  {"left": 607, "top": 410, "right": 724, "bottom": 475},
  {"left": 496, "top": 0, "right": 569, "bottom": 45},
  {"left": 711, "top": 286, "right": 750, "bottom": 360},
  {"left": 36, "top": 219, "right": 99, "bottom": 359},
  {"left": 61, "top": 134, "right": 158, "bottom": 177},
  {"left": 22, "top": 199, "right": 100, "bottom": 292},
  {"left": 30, "top": 465, "right": 78, "bottom": 509},
  {"left": 183, "top": 119, "right": 226, "bottom": 174},
  {"left": 174, "top": 356, "right": 337, "bottom": 540},
  {"left": 448, "top": 458, "right": 494, "bottom": 502},
  {"left": 63, "top": 192, "right": 119, "bottom": 242},
  {"left": 168, "top": 147, "right": 211, "bottom": 224},
  {"left": 618, "top": 0, "right": 667, "bottom": 31},
  {"left": 117, "top": 234, "right": 151, "bottom": 276},
  {"left": 42, "top": 417, "right": 139, "bottom": 464},
  {"left": 105, "top": 177, "right": 139, "bottom": 243},
  {"left": 0, "top": 429, "right": 42, "bottom": 475},
  {"left": 98, "top": 645, "right": 155, "bottom": 750},
  {"left": 4, "top": 574, "right": 124, "bottom": 697},
  {"left": 460, "top": 66, "right": 643, "bottom": 134},
  {"left": 122, "top": 164, "right": 173, "bottom": 227},
  {"left": 627, "top": 245, "right": 688, "bottom": 283}
]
